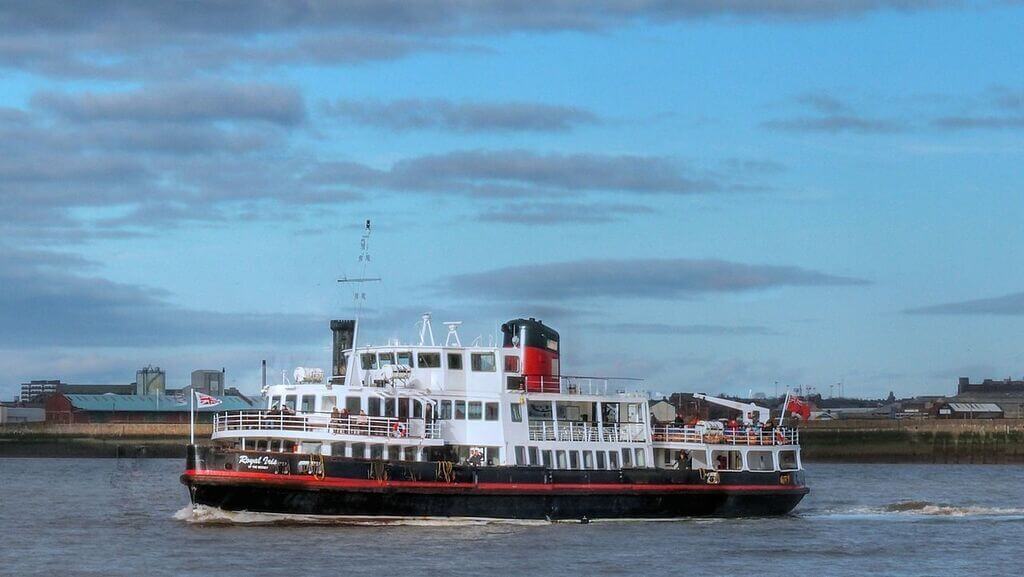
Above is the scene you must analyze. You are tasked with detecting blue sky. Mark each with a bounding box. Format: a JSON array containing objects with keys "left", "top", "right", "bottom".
[{"left": 2, "top": 1, "right": 1023, "bottom": 400}]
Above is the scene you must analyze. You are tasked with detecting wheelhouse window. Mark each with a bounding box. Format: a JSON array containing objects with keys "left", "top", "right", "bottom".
[
  {"left": 417, "top": 352, "right": 441, "bottom": 368},
  {"left": 468, "top": 401, "right": 483, "bottom": 420},
  {"left": 413, "top": 400, "right": 423, "bottom": 418},
  {"left": 471, "top": 352, "right": 496, "bottom": 372},
  {"left": 503, "top": 355, "right": 520, "bottom": 373},
  {"left": 485, "top": 402, "right": 499, "bottom": 421},
  {"left": 269, "top": 395, "right": 281, "bottom": 410},
  {"left": 384, "top": 398, "right": 396, "bottom": 417},
  {"left": 368, "top": 397, "right": 381, "bottom": 417},
  {"left": 510, "top": 403, "right": 522, "bottom": 422},
  {"left": 345, "top": 396, "right": 361, "bottom": 413},
  {"left": 396, "top": 351, "right": 413, "bottom": 367},
  {"left": 300, "top": 395, "right": 315, "bottom": 413},
  {"left": 284, "top": 395, "right": 297, "bottom": 411},
  {"left": 440, "top": 400, "right": 453, "bottom": 420},
  {"left": 447, "top": 353, "right": 463, "bottom": 370},
  {"left": 454, "top": 400, "right": 466, "bottom": 419},
  {"left": 360, "top": 353, "right": 377, "bottom": 370},
  {"left": 321, "top": 396, "right": 337, "bottom": 412},
  {"left": 378, "top": 352, "right": 394, "bottom": 366}
]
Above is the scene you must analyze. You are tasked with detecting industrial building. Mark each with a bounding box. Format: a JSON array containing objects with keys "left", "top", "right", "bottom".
[
  {"left": 20, "top": 380, "right": 135, "bottom": 402},
  {"left": 952, "top": 377, "right": 1024, "bottom": 419},
  {"left": 44, "top": 394, "right": 260, "bottom": 424},
  {"left": 191, "top": 369, "right": 225, "bottom": 396}
]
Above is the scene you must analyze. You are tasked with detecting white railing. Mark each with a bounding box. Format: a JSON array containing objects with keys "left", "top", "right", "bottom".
[
  {"left": 513, "top": 375, "right": 647, "bottom": 397},
  {"left": 213, "top": 411, "right": 440, "bottom": 440},
  {"left": 650, "top": 425, "right": 799, "bottom": 446},
  {"left": 527, "top": 420, "right": 647, "bottom": 443}
]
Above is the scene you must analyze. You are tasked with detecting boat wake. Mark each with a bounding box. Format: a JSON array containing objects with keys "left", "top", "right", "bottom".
[
  {"left": 809, "top": 500, "right": 1024, "bottom": 519},
  {"left": 174, "top": 505, "right": 549, "bottom": 526}
]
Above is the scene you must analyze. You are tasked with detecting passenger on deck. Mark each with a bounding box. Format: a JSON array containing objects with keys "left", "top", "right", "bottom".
[
  {"left": 716, "top": 454, "right": 728, "bottom": 470},
  {"left": 678, "top": 450, "right": 692, "bottom": 470},
  {"left": 339, "top": 407, "right": 350, "bottom": 433},
  {"left": 356, "top": 410, "right": 369, "bottom": 434},
  {"left": 330, "top": 407, "right": 341, "bottom": 433}
]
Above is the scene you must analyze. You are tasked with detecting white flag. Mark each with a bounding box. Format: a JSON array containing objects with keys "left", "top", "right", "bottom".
[{"left": 194, "top": 392, "right": 222, "bottom": 407}]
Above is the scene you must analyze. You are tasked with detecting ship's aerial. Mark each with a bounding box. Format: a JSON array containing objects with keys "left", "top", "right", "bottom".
[{"left": 180, "top": 222, "right": 808, "bottom": 520}]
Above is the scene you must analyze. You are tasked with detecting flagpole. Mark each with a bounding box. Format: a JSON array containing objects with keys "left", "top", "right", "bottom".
[
  {"left": 778, "top": 388, "right": 790, "bottom": 428},
  {"left": 189, "top": 389, "right": 195, "bottom": 445}
]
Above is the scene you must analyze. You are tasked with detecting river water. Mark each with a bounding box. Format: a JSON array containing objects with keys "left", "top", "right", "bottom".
[{"left": 1, "top": 459, "right": 1021, "bottom": 577}]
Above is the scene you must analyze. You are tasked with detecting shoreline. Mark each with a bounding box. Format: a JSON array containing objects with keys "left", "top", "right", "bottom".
[{"left": 2, "top": 420, "right": 1023, "bottom": 463}]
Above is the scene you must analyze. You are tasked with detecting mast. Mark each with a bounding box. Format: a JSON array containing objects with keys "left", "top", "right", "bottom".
[{"left": 338, "top": 219, "right": 380, "bottom": 387}]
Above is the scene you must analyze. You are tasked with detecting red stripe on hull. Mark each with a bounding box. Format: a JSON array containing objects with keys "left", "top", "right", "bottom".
[{"left": 182, "top": 469, "right": 808, "bottom": 495}]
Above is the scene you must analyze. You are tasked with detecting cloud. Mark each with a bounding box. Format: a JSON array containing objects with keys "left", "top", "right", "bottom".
[
  {"left": 582, "top": 322, "right": 778, "bottom": 336},
  {"left": 931, "top": 116, "right": 1024, "bottom": 130},
  {"left": 762, "top": 92, "right": 905, "bottom": 134},
  {"left": 309, "top": 150, "right": 728, "bottom": 197},
  {"left": 905, "top": 292, "right": 1024, "bottom": 315},
  {"left": 324, "top": 98, "right": 599, "bottom": 132},
  {"left": 440, "top": 258, "right": 869, "bottom": 300},
  {"left": 477, "top": 202, "right": 654, "bottom": 224},
  {"left": 34, "top": 82, "right": 306, "bottom": 126},
  {"left": 0, "top": 246, "right": 324, "bottom": 348},
  {"left": 0, "top": 2, "right": 962, "bottom": 79}
]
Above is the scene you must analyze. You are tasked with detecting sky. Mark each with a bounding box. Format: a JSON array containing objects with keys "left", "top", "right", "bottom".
[{"left": 1, "top": 1, "right": 1023, "bottom": 400}]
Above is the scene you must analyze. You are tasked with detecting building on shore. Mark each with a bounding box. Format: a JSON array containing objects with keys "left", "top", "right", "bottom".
[
  {"left": 135, "top": 366, "right": 166, "bottom": 395},
  {"left": 20, "top": 380, "right": 135, "bottom": 403},
  {"left": 0, "top": 405, "right": 45, "bottom": 424},
  {"left": 190, "top": 369, "right": 225, "bottom": 396},
  {"left": 44, "top": 393, "right": 261, "bottom": 424},
  {"left": 952, "top": 377, "right": 1024, "bottom": 419},
  {"left": 935, "top": 402, "right": 1004, "bottom": 419}
]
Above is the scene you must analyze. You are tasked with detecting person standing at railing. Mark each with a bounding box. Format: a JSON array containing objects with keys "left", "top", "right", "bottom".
[
  {"left": 338, "top": 407, "right": 350, "bottom": 434},
  {"left": 356, "top": 410, "right": 369, "bottom": 435},
  {"left": 330, "top": 407, "right": 341, "bottom": 434}
]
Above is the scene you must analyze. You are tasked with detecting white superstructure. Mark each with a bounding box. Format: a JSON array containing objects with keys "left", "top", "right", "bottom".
[{"left": 211, "top": 315, "right": 803, "bottom": 474}]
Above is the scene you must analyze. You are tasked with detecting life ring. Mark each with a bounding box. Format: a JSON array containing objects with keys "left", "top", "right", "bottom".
[{"left": 705, "top": 471, "right": 721, "bottom": 485}]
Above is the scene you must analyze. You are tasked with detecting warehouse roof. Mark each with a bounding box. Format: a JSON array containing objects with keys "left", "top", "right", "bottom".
[
  {"left": 62, "top": 394, "right": 259, "bottom": 412},
  {"left": 946, "top": 402, "right": 1002, "bottom": 413}
]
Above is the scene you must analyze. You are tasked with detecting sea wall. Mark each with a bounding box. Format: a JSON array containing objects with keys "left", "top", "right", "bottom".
[
  {"left": 0, "top": 423, "right": 211, "bottom": 458},
  {"left": 2, "top": 420, "right": 1024, "bottom": 462},
  {"left": 799, "top": 419, "right": 1024, "bottom": 463}
]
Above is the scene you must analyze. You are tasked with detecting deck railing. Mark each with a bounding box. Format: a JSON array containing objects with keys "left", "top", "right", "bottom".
[
  {"left": 650, "top": 425, "right": 799, "bottom": 446},
  {"left": 213, "top": 411, "right": 440, "bottom": 440},
  {"left": 527, "top": 420, "right": 647, "bottom": 443}
]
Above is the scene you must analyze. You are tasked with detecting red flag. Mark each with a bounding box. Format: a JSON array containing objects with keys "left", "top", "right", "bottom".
[{"left": 785, "top": 396, "right": 811, "bottom": 420}]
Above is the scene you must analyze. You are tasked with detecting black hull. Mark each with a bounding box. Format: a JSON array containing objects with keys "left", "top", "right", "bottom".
[{"left": 182, "top": 446, "right": 808, "bottom": 520}]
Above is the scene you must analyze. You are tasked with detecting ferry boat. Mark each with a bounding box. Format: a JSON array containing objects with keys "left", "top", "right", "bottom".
[{"left": 181, "top": 314, "right": 809, "bottom": 520}]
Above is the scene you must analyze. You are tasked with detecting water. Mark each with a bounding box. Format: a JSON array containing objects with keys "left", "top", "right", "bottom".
[{"left": 1, "top": 459, "right": 1022, "bottom": 577}]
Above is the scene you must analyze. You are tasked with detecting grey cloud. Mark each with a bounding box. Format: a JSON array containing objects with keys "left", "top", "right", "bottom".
[
  {"left": 0, "top": 246, "right": 323, "bottom": 347},
  {"left": 33, "top": 82, "right": 306, "bottom": 126},
  {"left": 582, "top": 322, "right": 778, "bottom": 336},
  {"left": 0, "top": 2, "right": 961, "bottom": 79},
  {"left": 324, "top": 98, "right": 600, "bottom": 133},
  {"left": 763, "top": 92, "right": 905, "bottom": 134},
  {"left": 930, "top": 115, "right": 1024, "bottom": 130},
  {"left": 440, "top": 258, "right": 869, "bottom": 300},
  {"left": 310, "top": 150, "right": 725, "bottom": 197},
  {"left": 905, "top": 292, "right": 1024, "bottom": 315},
  {"left": 477, "top": 202, "right": 654, "bottom": 225}
]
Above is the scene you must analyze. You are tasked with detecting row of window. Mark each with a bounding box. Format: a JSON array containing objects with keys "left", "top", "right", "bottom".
[
  {"left": 512, "top": 446, "right": 647, "bottom": 470},
  {"left": 268, "top": 394, "right": 425, "bottom": 419},
  {"left": 360, "top": 351, "right": 517, "bottom": 373},
  {"left": 437, "top": 400, "right": 500, "bottom": 421}
]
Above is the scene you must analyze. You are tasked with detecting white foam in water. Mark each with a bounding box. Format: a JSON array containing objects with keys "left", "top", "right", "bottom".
[
  {"left": 174, "top": 505, "right": 550, "bottom": 526},
  {"left": 810, "top": 501, "right": 1024, "bottom": 519}
]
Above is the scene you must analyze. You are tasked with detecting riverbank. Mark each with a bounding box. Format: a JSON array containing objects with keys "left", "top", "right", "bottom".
[{"left": 2, "top": 420, "right": 1024, "bottom": 462}]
